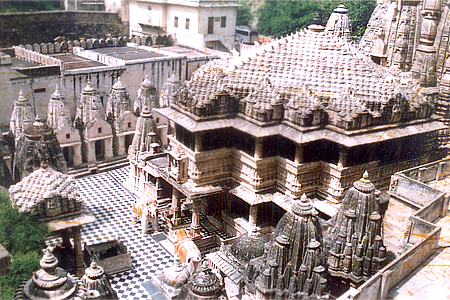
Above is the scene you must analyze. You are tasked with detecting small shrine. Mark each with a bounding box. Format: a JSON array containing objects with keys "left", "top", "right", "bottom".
[
  {"left": 9, "top": 164, "right": 95, "bottom": 276},
  {"left": 14, "top": 248, "right": 87, "bottom": 300},
  {"left": 326, "top": 171, "right": 387, "bottom": 284},
  {"left": 13, "top": 117, "right": 67, "bottom": 182}
]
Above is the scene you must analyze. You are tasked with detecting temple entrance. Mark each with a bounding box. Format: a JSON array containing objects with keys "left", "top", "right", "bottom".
[
  {"left": 95, "top": 140, "right": 105, "bottom": 160},
  {"left": 125, "top": 134, "right": 134, "bottom": 154},
  {"left": 257, "top": 201, "right": 285, "bottom": 228},
  {"left": 226, "top": 194, "right": 250, "bottom": 221},
  {"left": 206, "top": 193, "right": 225, "bottom": 220},
  {"left": 62, "top": 146, "right": 74, "bottom": 167}
]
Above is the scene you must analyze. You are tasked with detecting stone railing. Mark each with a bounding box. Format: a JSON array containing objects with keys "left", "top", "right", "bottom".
[{"left": 13, "top": 46, "right": 61, "bottom": 66}]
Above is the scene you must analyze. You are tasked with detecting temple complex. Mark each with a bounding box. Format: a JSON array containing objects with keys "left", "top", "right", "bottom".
[{"left": 128, "top": 2, "right": 445, "bottom": 244}]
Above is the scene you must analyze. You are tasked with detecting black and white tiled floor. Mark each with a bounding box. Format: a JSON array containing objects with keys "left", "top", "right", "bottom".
[{"left": 76, "top": 167, "right": 173, "bottom": 299}]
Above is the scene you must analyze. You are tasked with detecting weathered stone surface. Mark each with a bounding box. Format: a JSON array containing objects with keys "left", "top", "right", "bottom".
[
  {"left": 0, "top": 244, "right": 11, "bottom": 276},
  {"left": 0, "top": 11, "right": 126, "bottom": 48}
]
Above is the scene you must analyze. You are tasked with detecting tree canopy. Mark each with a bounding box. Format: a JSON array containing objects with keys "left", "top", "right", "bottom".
[
  {"left": 257, "top": 0, "right": 376, "bottom": 38},
  {"left": 237, "top": 0, "right": 254, "bottom": 27},
  {"left": 0, "top": 192, "right": 49, "bottom": 299}
]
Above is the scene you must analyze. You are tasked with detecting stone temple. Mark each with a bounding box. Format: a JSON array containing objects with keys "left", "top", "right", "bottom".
[
  {"left": 126, "top": 2, "right": 450, "bottom": 299},
  {"left": 129, "top": 2, "right": 444, "bottom": 241}
]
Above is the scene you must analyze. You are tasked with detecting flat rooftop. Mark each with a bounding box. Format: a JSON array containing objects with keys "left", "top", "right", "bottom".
[
  {"left": 158, "top": 45, "right": 225, "bottom": 58},
  {"left": 50, "top": 53, "right": 105, "bottom": 70},
  {"left": 90, "top": 46, "right": 166, "bottom": 60}
]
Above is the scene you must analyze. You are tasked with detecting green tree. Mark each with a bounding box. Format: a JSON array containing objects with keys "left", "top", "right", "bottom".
[
  {"left": 237, "top": 0, "right": 253, "bottom": 27},
  {"left": 257, "top": 0, "right": 376, "bottom": 38},
  {"left": 0, "top": 192, "right": 49, "bottom": 299}
]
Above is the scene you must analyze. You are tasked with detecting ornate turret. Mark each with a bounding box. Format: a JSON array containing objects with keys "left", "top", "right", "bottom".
[
  {"left": 180, "top": 264, "right": 225, "bottom": 300},
  {"left": 246, "top": 194, "right": 329, "bottom": 299},
  {"left": 14, "top": 248, "right": 87, "bottom": 300},
  {"left": 106, "top": 77, "right": 131, "bottom": 123},
  {"left": 13, "top": 117, "right": 67, "bottom": 181},
  {"left": 81, "top": 262, "right": 118, "bottom": 299},
  {"left": 325, "top": 2, "right": 351, "bottom": 39},
  {"left": 74, "top": 82, "right": 104, "bottom": 127},
  {"left": 48, "top": 85, "right": 71, "bottom": 130},
  {"left": 10, "top": 90, "right": 34, "bottom": 143},
  {"left": 326, "top": 171, "right": 387, "bottom": 284},
  {"left": 160, "top": 72, "right": 181, "bottom": 108},
  {"left": 129, "top": 108, "right": 161, "bottom": 158},
  {"left": 134, "top": 75, "right": 159, "bottom": 115}
]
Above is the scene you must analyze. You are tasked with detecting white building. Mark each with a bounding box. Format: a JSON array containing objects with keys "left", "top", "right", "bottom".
[{"left": 128, "top": 0, "right": 238, "bottom": 51}]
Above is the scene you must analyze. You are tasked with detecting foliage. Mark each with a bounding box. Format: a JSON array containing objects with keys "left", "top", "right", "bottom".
[
  {"left": 0, "top": 0, "right": 61, "bottom": 13},
  {"left": 0, "top": 193, "right": 49, "bottom": 254},
  {"left": 0, "top": 192, "right": 49, "bottom": 299},
  {"left": 0, "top": 252, "right": 41, "bottom": 299},
  {"left": 237, "top": 0, "right": 253, "bottom": 27},
  {"left": 257, "top": 0, "right": 376, "bottom": 38}
]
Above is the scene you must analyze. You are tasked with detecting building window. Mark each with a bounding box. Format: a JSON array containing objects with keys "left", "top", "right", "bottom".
[
  {"left": 127, "top": 122, "right": 131, "bottom": 128},
  {"left": 66, "top": 133, "right": 70, "bottom": 139},
  {"left": 98, "top": 127, "right": 102, "bottom": 133},
  {"left": 174, "top": 16, "right": 178, "bottom": 28},
  {"left": 185, "top": 18, "right": 190, "bottom": 30},
  {"left": 208, "top": 17, "right": 214, "bottom": 34},
  {"left": 221, "top": 16, "right": 226, "bottom": 28},
  {"left": 34, "top": 88, "right": 46, "bottom": 93},
  {"left": 156, "top": 117, "right": 160, "bottom": 123}
]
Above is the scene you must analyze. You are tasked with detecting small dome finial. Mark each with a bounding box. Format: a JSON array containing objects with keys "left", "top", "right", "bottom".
[{"left": 363, "top": 170, "right": 369, "bottom": 180}]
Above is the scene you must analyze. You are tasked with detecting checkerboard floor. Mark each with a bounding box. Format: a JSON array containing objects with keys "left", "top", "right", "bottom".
[{"left": 75, "top": 166, "right": 173, "bottom": 300}]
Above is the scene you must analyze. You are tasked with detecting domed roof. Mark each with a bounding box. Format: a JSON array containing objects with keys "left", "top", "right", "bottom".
[
  {"left": 140, "top": 75, "right": 153, "bottom": 88},
  {"left": 82, "top": 262, "right": 118, "bottom": 299},
  {"left": 187, "top": 265, "right": 221, "bottom": 297},
  {"left": 17, "top": 90, "right": 27, "bottom": 102},
  {"left": 15, "top": 249, "right": 86, "bottom": 300},
  {"left": 230, "top": 231, "right": 269, "bottom": 262},
  {"left": 83, "top": 81, "right": 95, "bottom": 93},
  {"left": 353, "top": 170, "right": 375, "bottom": 193},
  {"left": 112, "top": 77, "right": 126, "bottom": 90},
  {"left": 23, "top": 116, "right": 53, "bottom": 137},
  {"left": 51, "top": 85, "right": 63, "bottom": 100}
]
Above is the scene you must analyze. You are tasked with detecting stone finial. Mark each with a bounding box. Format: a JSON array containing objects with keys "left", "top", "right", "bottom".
[
  {"left": 40, "top": 247, "right": 58, "bottom": 273},
  {"left": 52, "top": 84, "right": 61, "bottom": 98},
  {"left": 18, "top": 90, "right": 25, "bottom": 102},
  {"left": 362, "top": 170, "right": 369, "bottom": 181},
  {"left": 83, "top": 81, "right": 94, "bottom": 93}
]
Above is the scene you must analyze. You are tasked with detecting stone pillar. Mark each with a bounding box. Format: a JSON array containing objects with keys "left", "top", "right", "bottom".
[
  {"left": 73, "top": 144, "right": 82, "bottom": 166},
  {"left": 189, "top": 199, "right": 202, "bottom": 239},
  {"left": 87, "top": 141, "right": 96, "bottom": 163},
  {"left": 249, "top": 204, "right": 258, "bottom": 230},
  {"left": 73, "top": 226, "right": 84, "bottom": 277},
  {"left": 118, "top": 135, "right": 126, "bottom": 156},
  {"left": 255, "top": 138, "right": 264, "bottom": 159},
  {"left": 171, "top": 187, "right": 182, "bottom": 227},
  {"left": 338, "top": 146, "right": 348, "bottom": 169},
  {"left": 105, "top": 137, "right": 113, "bottom": 159},
  {"left": 194, "top": 132, "right": 203, "bottom": 153},
  {"left": 156, "top": 178, "right": 163, "bottom": 200},
  {"left": 295, "top": 144, "right": 304, "bottom": 164},
  {"left": 61, "top": 229, "right": 72, "bottom": 250}
]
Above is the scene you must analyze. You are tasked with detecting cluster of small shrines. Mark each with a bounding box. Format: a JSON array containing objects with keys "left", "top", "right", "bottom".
[{"left": 3, "top": 0, "right": 450, "bottom": 299}]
